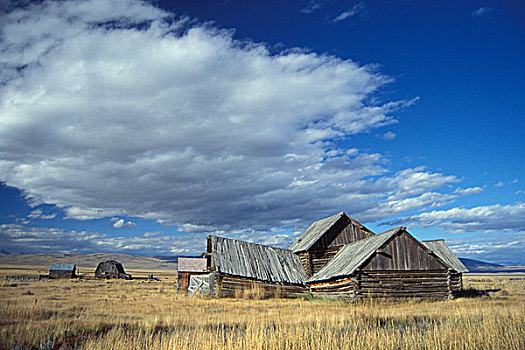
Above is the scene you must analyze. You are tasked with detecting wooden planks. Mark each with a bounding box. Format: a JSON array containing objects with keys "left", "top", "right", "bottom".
[
  {"left": 209, "top": 236, "right": 307, "bottom": 285},
  {"left": 216, "top": 273, "right": 309, "bottom": 297}
]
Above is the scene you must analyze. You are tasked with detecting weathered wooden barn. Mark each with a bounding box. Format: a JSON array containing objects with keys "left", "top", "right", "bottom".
[
  {"left": 177, "top": 257, "right": 208, "bottom": 292},
  {"left": 49, "top": 263, "right": 76, "bottom": 279},
  {"left": 307, "top": 227, "right": 465, "bottom": 300},
  {"left": 289, "top": 212, "right": 375, "bottom": 277},
  {"left": 422, "top": 239, "right": 468, "bottom": 293},
  {"left": 204, "top": 236, "right": 308, "bottom": 297},
  {"left": 95, "top": 260, "right": 131, "bottom": 279}
]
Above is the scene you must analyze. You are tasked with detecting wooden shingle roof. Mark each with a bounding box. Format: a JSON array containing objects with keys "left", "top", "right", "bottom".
[
  {"left": 307, "top": 227, "right": 403, "bottom": 283},
  {"left": 289, "top": 212, "right": 373, "bottom": 253},
  {"left": 209, "top": 236, "right": 307, "bottom": 285},
  {"left": 422, "top": 240, "right": 468, "bottom": 273}
]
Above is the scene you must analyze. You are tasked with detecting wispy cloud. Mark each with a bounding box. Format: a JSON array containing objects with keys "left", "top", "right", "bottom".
[
  {"left": 377, "top": 131, "right": 396, "bottom": 140},
  {"left": 27, "top": 209, "right": 56, "bottom": 220},
  {"left": 332, "top": 2, "right": 365, "bottom": 23},
  {"left": 384, "top": 203, "right": 525, "bottom": 234},
  {"left": 300, "top": 0, "right": 326, "bottom": 14},
  {"left": 471, "top": 6, "right": 493, "bottom": 18},
  {"left": 454, "top": 186, "right": 484, "bottom": 196}
]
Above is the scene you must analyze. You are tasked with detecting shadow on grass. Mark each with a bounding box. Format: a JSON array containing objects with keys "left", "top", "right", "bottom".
[{"left": 453, "top": 288, "right": 501, "bottom": 298}]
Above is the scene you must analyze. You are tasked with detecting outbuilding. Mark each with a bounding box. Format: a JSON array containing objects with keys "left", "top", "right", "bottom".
[
  {"left": 49, "top": 264, "right": 76, "bottom": 279},
  {"left": 177, "top": 257, "right": 208, "bottom": 292},
  {"left": 201, "top": 236, "right": 308, "bottom": 297},
  {"left": 95, "top": 260, "right": 131, "bottom": 279},
  {"left": 289, "top": 212, "right": 375, "bottom": 277},
  {"left": 307, "top": 227, "right": 462, "bottom": 300}
]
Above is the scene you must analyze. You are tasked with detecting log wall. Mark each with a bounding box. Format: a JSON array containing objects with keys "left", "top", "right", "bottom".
[
  {"left": 298, "top": 248, "right": 341, "bottom": 277},
  {"left": 309, "top": 270, "right": 453, "bottom": 301},
  {"left": 357, "top": 270, "right": 450, "bottom": 300},
  {"left": 309, "top": 276, "right": 357, "bottom": 300},
  {"left": 214, "top": 273, "right": 308, "bottom": 298}
]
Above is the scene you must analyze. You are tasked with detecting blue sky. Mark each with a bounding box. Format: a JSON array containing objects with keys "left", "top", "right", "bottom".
[{"left": 0, "top": 0, "right": 523, "bottom": 264}]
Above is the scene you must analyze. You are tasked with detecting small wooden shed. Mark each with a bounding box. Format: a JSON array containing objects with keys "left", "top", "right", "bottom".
[
  {"left": 422, "top": 239, "right": 468, "bottom": 292},
  {"left": 205, "top": 236, "right": 308, "bottom": 297},
  {"left": 49, "top": 264, "right": 76, "bottom": 279},
  {"left": 308, "top": 227, "right": 460, "bottom": 300},
  {"left": 95, "top": 260, "right": 131, "bottom": 279},
  {"left": 289, "top": 212, "right": 375, "bottom": 277},
  {"left": 177, "top": 257, "right": 208, "bottom": 292}
]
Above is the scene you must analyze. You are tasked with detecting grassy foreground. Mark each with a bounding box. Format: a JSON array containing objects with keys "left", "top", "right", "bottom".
[{"left": 0, "top": 271, "right": 524, "bottom": 349}]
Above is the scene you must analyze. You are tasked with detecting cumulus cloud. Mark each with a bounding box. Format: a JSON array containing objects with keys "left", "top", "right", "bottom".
[
  {"left": 385, "top": 203, "right": 525, "bottom": 234},
  {"left": 112, "top": 218, "right": 137, "bottom": 229},
  {"left": 454, "top": 186, "right": 483, "bottom": 196},
  {"left": 0, "top": 0, "right": 427, "bottom": 234}
]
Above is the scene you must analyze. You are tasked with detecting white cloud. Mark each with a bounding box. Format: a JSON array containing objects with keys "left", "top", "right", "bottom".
[
  {"left": 27, "top": 209, "right": 56, "bottom": 220},
  {"left": 332, "top": 2, "right": 365, "bottom": 23},
  {"left": 0, "top": 223, "right": 204, "bottom": 255},
  {"left": 300, "top": 0, "right": 326, "bottom": 14},
  {"left": 495, "top": 181, "right": 505, "bottom": 187},
  {"left": 378, "top": 131, "right": 396, "bottom": 140},
  {"left": 471, "top": 6, "right": 493, "bottom": 18},
  {"left": 446, "top": 232, "right": 525, "bottom": 265},
  {"left": 113, "top": 219, "right": 137, "bottom": 229},
  {"left": 385, "top": 203, "right": 525, "bottom": 234},
  {"left": 454, "top": 186, "right": 483, "bottom": 196},
  {"left": 0, "top": 0, "right": 427, "bottom": 234}
]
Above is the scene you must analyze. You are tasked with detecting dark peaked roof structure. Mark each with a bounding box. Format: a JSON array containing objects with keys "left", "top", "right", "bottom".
[
  {"left": 422, "top": 239, "right": 468, "bottom": 273},
  {"left": 289, "top": 211, "right": 374, "bottom": 253},
  {"left": 209, "top": 236, "right": 307, "bottom": 285}
]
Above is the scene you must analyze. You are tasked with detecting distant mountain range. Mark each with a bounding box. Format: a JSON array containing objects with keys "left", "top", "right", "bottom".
[{"left": 459, "top": 258, "right": 525, "bottom": 273}]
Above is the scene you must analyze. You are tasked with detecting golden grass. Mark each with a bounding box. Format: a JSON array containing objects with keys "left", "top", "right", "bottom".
[{"left": 0, "top": 272, "right": 523, "bottom": 349}]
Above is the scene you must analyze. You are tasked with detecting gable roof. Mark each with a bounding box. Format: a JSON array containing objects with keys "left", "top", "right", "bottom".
[
  {"left": 308, "top": 227, "right": 403, "bottom": 283},
  {"left": 289, "top": 212, "right": 373, "bottom": 253},
  {"left": 49, "top": 263, "right": 76, "bottom": 271},
  {"left": 422, "top": 240, "right": 468, "bottom": 273},
  {"left": 178, "top": 257, "right": 207, "bottom": 273},
  {"left": 209, "top": 236, "right": 307, "bottom": 285}
]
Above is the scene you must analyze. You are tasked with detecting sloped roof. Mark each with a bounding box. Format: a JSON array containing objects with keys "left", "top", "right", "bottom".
[
  {"left": 209, "top": 236, "right": 307, "bottom": 285},
  {"left": 308, "top": 227, "right": 403, "bottom": 283},
  {"left": 290, "top": 212, "right": 372, "bottom": 253},
  {"left": 49, "top": 263, "right": 75, "bottom": 271},
  {"left": 422, "top": 240, "right": 468, "bottom": 273},
  {"left": 178, "top": 257, "right": 207, "bottom": 272}
]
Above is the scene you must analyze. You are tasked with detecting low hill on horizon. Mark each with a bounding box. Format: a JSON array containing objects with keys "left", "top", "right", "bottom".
[
  {"left": 459, "top": 258, "right": 525, "bottom": 273},
  {"left": 0, "top": 252, "right": 177, "bottom": 271}
]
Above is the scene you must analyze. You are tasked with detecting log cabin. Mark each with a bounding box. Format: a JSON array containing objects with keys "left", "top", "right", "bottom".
[
  {"left": 307, "top": 227, "right": 465, "bottom": 300},
  {"left": 204, "top": 236, "right": 308, "bottom": 297},
  {"left": 289, "top": 212, "right": 374, "bottom": 277}
]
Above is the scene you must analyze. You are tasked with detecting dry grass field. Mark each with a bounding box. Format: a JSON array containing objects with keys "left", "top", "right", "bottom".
[{"left": 0, "top": 266, "right": 524, "bottom": 349}]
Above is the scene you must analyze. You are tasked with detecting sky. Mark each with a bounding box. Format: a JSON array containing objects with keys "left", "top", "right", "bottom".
[{"left": 0, "top": 0, "right": 523, "bottom": 264}]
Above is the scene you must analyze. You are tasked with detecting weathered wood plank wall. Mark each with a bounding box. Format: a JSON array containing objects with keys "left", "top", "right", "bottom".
[
  {"left": 214, "top": 273, "right": 308, "bottom": 298},
  {"left": 363, "top": 233, "right": 446, "bottom": 271}
]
